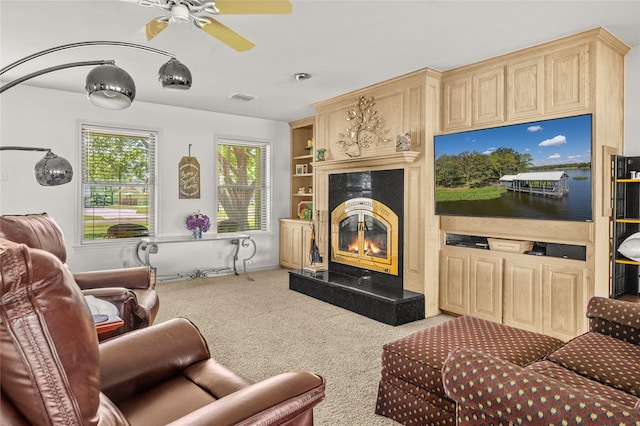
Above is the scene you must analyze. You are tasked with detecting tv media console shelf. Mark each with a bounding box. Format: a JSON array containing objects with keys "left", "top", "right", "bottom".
[
  {"left": 136, "top": 234, "right": 257, "bottom": 281},
  {"left": 445, "top": 233, "right": 587, "bottom": 261},
  {"left": 440, "top": 233, "right": 589, "bottom": 341}
]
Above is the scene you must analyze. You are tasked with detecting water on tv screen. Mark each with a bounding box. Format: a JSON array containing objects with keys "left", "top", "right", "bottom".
[{"left": 434, "top": 114, "right": 592, "bottom": 222}]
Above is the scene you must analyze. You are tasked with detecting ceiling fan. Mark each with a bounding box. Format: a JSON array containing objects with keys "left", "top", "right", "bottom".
[{"left": 131, "top": 0, "right": 292, "bottom": 52}]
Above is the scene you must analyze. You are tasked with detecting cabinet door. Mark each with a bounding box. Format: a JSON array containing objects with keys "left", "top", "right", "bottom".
[
  {"left": 279, "top": 221, "right": 294, "bottom": 268},
  {"left": 545, "top": 43, "right": 589, "bottom": 113},
  {"left": 507, "top": 57, "right": 544, "bottom": 120},
  {"left": 468, "top": 254, "right": 503, "bottom": 322},
  {"left": 279, "top": 221, "right": 303, "bottom": 269},
  {"left": 503, "top": 259, "right": 542, "bottom": 332},
  {"left": 439, "top": 250, "right": 469, "bottom": 315},
  {"left": 542, "top": 265, "right": 586, "bottom": 341},
  {"left": 442, "top": 76, "right": 472, "bottom": 131},
  {"left": 472, "top": 67, "right": 504, "bottom": 126}
]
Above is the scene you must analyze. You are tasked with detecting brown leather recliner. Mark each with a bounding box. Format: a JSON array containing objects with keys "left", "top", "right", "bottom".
[
  {"left": 0, "top": 212, "right": 158, "bottom": 340},
  {"left": 0, "top": 238, "right": 326, "bottom": 425}
]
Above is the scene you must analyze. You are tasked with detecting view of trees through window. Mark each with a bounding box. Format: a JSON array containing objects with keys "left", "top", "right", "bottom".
[
  {"left": 216, "top": 140, "right": 269, "bottom": 233},
  {"left": 81, "top": 125, "right": 155, "bottom": 241}
]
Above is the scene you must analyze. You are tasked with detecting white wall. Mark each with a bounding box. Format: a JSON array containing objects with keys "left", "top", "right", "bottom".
[
  {"left": 625, "top": 46, "right": 640, "bottom": 156},
  {"left": 0, "top": 85, "right": 291, "bottom": 276}
]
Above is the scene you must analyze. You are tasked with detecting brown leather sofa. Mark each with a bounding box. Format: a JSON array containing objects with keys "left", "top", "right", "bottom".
[
  {"left": 0, "top": 238, "right": 326, "bottom": 425},
  {"left": 0, "top": 212, "right": 158, "bottom": 340}
]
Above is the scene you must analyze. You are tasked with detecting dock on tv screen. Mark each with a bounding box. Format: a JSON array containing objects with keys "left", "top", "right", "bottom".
[{"left": 434, "top": 114, "right": 592, "bottom": 222}]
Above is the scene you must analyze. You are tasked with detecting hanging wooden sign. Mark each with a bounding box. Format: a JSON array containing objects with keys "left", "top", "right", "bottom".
[{"left": 178, "top": 155, "right": 200, "bottom": 199}]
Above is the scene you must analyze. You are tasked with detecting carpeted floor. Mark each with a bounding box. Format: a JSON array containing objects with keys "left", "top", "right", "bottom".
[{"left": 155, "top": 267, "right": 453, "bottom": 426}]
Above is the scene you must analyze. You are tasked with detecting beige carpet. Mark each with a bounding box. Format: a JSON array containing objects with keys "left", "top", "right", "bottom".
[{"left": 155, "top": 268, "right": 453, "bottom": 425}]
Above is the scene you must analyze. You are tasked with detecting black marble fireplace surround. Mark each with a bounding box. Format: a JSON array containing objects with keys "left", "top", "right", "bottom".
[{"left": 289, "top": 169, "right": 425, "bottom": 325}]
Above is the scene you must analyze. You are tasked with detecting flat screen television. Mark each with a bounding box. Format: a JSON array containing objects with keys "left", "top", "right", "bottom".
[{"left": 434, "top": 114, "right": 592, "bottom": 222}]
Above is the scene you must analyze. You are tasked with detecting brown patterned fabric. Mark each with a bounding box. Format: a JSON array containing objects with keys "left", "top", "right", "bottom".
[
  {"left": 546, "top": 331, "right": 640, "bottom": 397},
  {"left": 528, "top": 360, "right": 639, "bottom": 408},
  {"left": 375, "top": 316, "right": 564, "bottom": 425},
  {"left": 442, "top": 348, "right": 640, "bottom": 425},
  {"left": 376, "top": 376, "right": 455, "bottom": 425},
  {"left": 587, "top": 296, "right": 640, "bottom": 345}
]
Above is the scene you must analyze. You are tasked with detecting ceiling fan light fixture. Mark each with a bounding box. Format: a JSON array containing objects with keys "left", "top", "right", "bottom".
[
  {"left": 85, "top": 64, "right": 136, "bottom": 109},
  {"left": 158, "top": 58, "right": 192, "bottom": 90},
  {"left": 170, "top": 3, "right": 190, "bottom": 23}
]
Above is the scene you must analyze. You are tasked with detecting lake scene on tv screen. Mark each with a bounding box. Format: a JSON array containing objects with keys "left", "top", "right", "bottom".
[{"left": 434, "top": 114, "right": 592, "bottom": 222}]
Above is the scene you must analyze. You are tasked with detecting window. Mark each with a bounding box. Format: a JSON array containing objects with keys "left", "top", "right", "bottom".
[
  {"left": 216, "top": 138, "right": 270, "bottom": 233},
  {"left": 81, "top": 124, "right": 156, "bottom": 242}
]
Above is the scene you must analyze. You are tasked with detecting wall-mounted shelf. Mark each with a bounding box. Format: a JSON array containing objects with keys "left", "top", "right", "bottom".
[
  {"left": 611, "top": 155, "right": 640, "bottom": 298},
  {"left": 288, "top": 117, "right": 315, "bottom": 220}
]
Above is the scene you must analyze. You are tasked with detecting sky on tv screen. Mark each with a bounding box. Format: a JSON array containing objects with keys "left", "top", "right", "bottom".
[{"left": 435, "top": 114, "right": 591, "bottom": 166}]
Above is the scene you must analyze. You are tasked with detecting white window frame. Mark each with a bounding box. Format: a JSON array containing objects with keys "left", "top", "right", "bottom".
[
  {"left": 215, "top": 136, "right": 271, "bottom": 234},
  {"left": 79, "top": 123, "right": 157, "bottom": 244}
]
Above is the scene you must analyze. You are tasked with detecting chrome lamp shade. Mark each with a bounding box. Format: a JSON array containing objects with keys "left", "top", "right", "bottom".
[
  {"left": 1, "top": 41, "right": 192, "bottom": 110},
  {"left": 158, "top": 58, "right": 192, "bottom": 90},
  {"left": 85, "top": 64, "right": 136, "bottom": 110},
  {"left": 34, "top": 151, "right": 74, "bottom": 186},
  {"left": 0, "top": 147, "right": 73, "bottom": 186}
]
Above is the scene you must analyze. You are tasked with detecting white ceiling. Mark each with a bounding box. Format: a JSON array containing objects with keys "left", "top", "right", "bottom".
[{"left": 1, "top": 0, "right": 639, "bottom": 123}]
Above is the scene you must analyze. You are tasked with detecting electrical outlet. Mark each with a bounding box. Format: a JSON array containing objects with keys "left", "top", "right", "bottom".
[
  {"left": 123, "top": 260, "right": 129, "bottom": 268},
  {"left": 0, "top": 170, "right": 8, "bottom": 181}
]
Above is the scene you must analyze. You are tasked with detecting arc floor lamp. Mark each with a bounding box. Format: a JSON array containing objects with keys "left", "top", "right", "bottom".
[{"left": 0, "top": 40, "right": 192, "bottom": 185}]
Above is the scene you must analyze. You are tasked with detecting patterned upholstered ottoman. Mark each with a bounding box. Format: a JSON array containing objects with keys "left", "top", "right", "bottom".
[{"left": 375, "top": 315, "right": 565, "bottom": 425}]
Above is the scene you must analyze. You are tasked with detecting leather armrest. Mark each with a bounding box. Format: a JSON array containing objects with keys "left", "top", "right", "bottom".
[
  {"left": 165, "top": 371, "right": 325, "bottom": 426},
  {"left": 99, "top": 318, "right": 210, "bottom": 403},
  {"left": 74, "top": 266, "right": 155, "bottom": 290},
  {"left": 442, "top": 348, "right": 640, "bottom": 424}
]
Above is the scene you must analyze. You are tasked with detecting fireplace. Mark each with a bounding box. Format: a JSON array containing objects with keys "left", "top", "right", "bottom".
[
  {"left": 289, "top": 168, "right": 424, "bottom": 326},
  {"left": 331, "top": 197, "right": 399, "bottom": 275},
  {"left": 328, "top": 169, "right": 403, "bottom": 288}
]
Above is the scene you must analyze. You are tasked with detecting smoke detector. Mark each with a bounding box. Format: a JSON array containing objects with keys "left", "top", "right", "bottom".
[
  {"left": 229, "top": 93, "right": 258, "bottom": 102},
  {"left": 294, "top": 72, "right": 312, "bottom": 81}
]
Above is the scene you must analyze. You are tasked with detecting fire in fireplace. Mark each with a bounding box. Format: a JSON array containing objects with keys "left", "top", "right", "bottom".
[{"left": 331, "top": 197, "right": 399, "bottom": 275}]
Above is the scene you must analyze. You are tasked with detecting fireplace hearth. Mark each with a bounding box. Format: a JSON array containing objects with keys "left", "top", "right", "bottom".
[
  {"left": 289, "top": 169, "right": 425, "bottom": 325},
  {"left": 289, "top": 269, "right": 425, "bottom": 325}
]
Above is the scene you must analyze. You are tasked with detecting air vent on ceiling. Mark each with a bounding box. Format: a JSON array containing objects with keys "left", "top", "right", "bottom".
[{"left": 229, "top": 93, "right": 258, "bottom": 102}]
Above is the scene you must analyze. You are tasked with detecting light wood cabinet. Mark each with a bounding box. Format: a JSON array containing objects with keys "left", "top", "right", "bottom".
[
  {"left": 442, "top": 67, "right": 504, "bottom": 131},
  {"left": 468, "top": 254, "right": 503, "bottom": 322},
  {"left": 439, "top": 250, "right": 468, "bottom": 315},
  {"left": 506, "top": 56, "right": 544, "bottom": 120},
  {"left": 442, "top": 75, "right": 471, "bottom": 131},
  {"left": 472, "top": 67, "right": 505, "bottom": 126},
  {"left": 545, "top": 42, "right": 589, "bottom": 114},
  {"left": 542, "top": 265, "right": 585, "bottom": 341},
  {"left": 503, "top": 258, "right": 542, "bottom": 332},
  {"left": 443, "top": 39, "right": 592, "bottom": 133},
  {"left": 440, "top": 246, "right": 587, "bottom": 340},
  {"left": 279, "top": 219, "right": 312, "bottom": 270}
]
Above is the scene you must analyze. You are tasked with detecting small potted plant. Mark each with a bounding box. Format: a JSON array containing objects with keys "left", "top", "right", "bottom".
[{"left": 186, "top": 212, "right": 211, "bottom": 239}]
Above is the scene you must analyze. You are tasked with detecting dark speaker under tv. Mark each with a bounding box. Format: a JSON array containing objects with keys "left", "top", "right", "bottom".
[{"left": 434, "top": 114, "right": 592, "bottom": 222}]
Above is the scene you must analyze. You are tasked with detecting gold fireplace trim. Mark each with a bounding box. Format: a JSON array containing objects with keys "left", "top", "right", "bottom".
[{"left": 331, "top": 197, "right": 399, "bottom": 275}]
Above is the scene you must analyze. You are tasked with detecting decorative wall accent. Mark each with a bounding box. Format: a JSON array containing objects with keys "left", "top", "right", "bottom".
[
  {"left": 179, "top": 144, "right": 201, "bottom": 199},
  {"left": 337, "top": 96, "right": 390, "bottom": 157}
]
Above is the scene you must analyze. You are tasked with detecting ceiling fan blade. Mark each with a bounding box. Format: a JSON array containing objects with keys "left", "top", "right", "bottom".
[
  {"left": 214, "top": 0, "right": 292, "bottom": 14},
  {"left": 145, "top": 18, "right": 169, "bottom": 40},
  {"left": 200, "top": 18, "right": 256, "bottom": 52}
]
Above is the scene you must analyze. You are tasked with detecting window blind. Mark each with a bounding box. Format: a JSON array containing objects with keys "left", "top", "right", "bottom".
[
  {"left": 216, "top": 138, "right": 270, "bottom": 233},
  {"left": 81, "top": 124, "right": 156, "bottom": 242}
]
